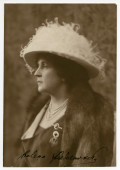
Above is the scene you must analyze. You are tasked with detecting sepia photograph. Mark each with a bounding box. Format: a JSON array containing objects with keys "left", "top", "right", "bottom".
[{"left": 4, "top": 3, "right": 116, "bottom": 167}]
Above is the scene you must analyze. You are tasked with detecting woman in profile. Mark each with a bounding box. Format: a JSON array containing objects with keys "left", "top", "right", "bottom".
[{"left": 16, "top": 19, "right": 114, "bottom": 167}]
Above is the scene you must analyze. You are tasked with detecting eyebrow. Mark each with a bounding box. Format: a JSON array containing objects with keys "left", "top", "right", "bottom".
[{"left": 37, "top": 59, "right": 48, "bottom": 66}]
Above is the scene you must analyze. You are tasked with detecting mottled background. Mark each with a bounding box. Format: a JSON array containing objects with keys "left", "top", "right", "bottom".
[{"left": 4, "top": 4, "right": 116, "bottom": 166}]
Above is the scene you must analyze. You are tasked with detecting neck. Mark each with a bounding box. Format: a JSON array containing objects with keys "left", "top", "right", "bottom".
[{"left": 49, "top": 85, "right": 70, "bottom": 107}]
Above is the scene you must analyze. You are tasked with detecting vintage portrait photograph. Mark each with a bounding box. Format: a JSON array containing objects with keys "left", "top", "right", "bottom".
[{"left": 3, "top": 3, "right": 116, "bottom": 167}]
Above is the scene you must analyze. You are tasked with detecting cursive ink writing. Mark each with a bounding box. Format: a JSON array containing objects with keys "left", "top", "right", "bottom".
[
  {"left": 17, "top": 146, "right": 107, "bottom": 165},
  {"left": 17, "top": 150, "right": 45, "bottom": 160},
  {"left": 50, "top": 146, "right": 107, "bottom": 164}
]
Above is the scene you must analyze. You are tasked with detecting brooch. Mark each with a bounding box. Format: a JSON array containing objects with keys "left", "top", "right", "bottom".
[{"left": 49, "top": 123, "right": 62, "bottom": 146}]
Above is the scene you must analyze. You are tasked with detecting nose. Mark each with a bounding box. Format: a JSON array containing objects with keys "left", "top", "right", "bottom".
[{"left": 34, "top": 67, "right": 42, "bottom": 77}]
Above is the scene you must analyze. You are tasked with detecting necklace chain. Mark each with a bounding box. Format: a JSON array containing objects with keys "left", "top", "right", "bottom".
[{"left": 46, "top": 99, "right": 68, "bottom": 121}]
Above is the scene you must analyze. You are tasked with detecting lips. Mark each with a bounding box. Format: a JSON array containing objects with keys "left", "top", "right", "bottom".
[{"left": 37, "top": 81, "right": 42, "bottom": 83}]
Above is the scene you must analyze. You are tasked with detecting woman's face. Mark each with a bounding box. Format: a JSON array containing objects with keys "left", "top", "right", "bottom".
[{"left": 34, "top": 58, "right": 63, "bottom": 94}]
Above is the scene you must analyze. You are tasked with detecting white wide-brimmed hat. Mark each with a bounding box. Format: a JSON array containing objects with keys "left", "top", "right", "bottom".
[{"left": 20, "top": 18, "right": 106, "bottom": 79}]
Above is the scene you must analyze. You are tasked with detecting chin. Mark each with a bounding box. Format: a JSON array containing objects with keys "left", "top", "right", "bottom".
[
  {"left": 38, "top": 86, "right": 44, "bottom": 92},
  {"left": 38, "top": 86, "right": 47, "bottom": 93},
  {"left": 38, "top": 86, "right": 52, "bottom": 95}
]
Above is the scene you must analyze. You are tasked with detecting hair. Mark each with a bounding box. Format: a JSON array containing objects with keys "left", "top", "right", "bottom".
[{"left": 35, "top": 53, "right": 89, "bottom": 90}]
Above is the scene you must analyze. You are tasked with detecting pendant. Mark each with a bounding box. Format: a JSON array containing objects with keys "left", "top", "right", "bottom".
[
  {"left": 53, "top": 130, "right": 59, "bottom": 138},
  {"left": 49, "top": 130, "right": 59, "bottom": 146}
]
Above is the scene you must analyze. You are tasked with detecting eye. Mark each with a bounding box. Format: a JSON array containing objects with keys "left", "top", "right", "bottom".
[
  {"left": 41, "top": 62, "right": 48, "bottom": 68},
  {"left": 37, "top": 60, "right": 49, "bottom": 69}
]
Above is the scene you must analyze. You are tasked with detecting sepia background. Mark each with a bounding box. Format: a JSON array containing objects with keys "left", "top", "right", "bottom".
[{"left": 4, "top": 4, "right": 116, "bottom": 166}]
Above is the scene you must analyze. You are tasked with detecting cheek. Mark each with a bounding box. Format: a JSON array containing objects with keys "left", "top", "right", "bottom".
[{"left": 43, "top": 70, "right": 61, "bottom": 88}]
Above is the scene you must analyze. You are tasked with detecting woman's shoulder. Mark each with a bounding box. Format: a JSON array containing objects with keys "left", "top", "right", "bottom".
[{"left": 23, "top": 93, "right": 50, "bottom": 134}]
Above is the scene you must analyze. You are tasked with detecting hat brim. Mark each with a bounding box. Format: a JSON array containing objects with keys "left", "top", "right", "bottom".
[{"left": 24, "top": 51, "right": 99, "bottom": 79}]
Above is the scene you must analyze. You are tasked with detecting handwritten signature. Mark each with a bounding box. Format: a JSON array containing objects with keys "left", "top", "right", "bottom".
[
  {"left": 17, "top": 150, "right": 45, "bottom": 160},
  {"left": 50, "top": 146, "right": 107, "bottom": 164},
  {"left": 17, "top": 146, "right": 107, "bottom": 164}
]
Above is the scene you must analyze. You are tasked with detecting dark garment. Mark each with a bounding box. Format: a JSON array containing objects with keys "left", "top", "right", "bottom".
[
  {"left": 17, "top": 116, "right": 64, "bottom": 167},
  {"left": 15, "top": 83, "right": 114, "bottom": 167}
]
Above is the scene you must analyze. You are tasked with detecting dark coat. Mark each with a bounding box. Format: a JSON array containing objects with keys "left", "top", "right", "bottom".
[{"left": 15, "top": 83, "right": 114, "bottom": 167}]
